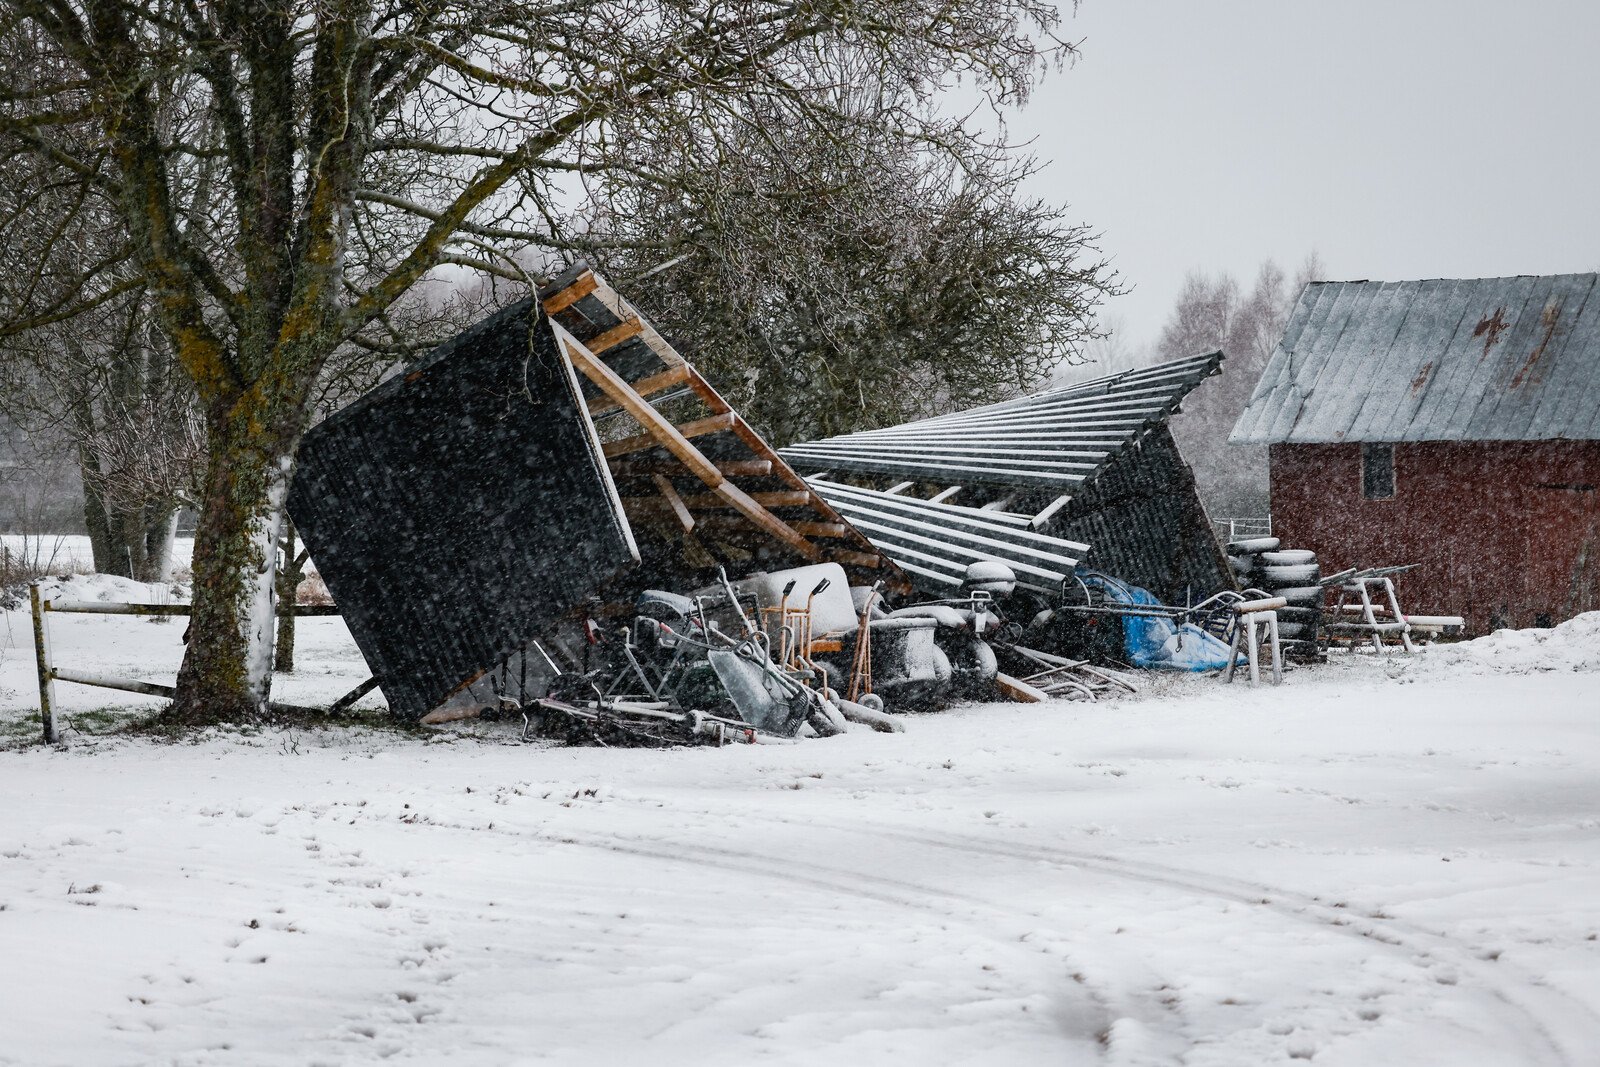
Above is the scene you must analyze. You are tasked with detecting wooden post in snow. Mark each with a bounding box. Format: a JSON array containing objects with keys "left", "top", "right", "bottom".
[{"left": 30, "top": 582, "right": 56, "bottom": 743}]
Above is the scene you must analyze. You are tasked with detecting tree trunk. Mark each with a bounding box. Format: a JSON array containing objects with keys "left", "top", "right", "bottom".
[
  {"left": 141, "top": 508, "right": 179, "bottom": 583},
  {"left": 274, "top": 518, "right": 303, "bottom": 673},
  {"left": 168, "top": 406, "right": 296, "bottom": 725},
  {"left": 75, "top": 423, "right": 135, "bottom": 578}
]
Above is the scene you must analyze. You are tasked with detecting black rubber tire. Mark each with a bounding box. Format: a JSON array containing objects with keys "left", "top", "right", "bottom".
[
  {"left": 1273, "top": 585, "right": 1324, "bottom": 603},
  {"left": 1229, "top": 556, "right": 1257, "bottom": 577},
  {"left": 1227, "top": 536, "right": 1280, "bottom": 553},
  {"left": 1276, "top": 622, "right": 1315, "bottom": 639},
  {"left": 1260, "top": 549, "right": 1316, "bottom": 566},
  {"left": 1262, "top": 562, "right": 1321, "bottom": 585},
  {"left": 1275, "top": 606, "right": 1321, "bottom": 625}
]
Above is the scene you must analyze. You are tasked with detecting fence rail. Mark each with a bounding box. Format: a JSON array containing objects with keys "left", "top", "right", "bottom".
[{"left": 29, "top": 582, "right": 353, "bottom": 744}]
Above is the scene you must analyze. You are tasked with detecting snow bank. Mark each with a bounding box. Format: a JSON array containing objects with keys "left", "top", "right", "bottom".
[{"left": 1414, "top": 611, "right": 1600, "bottom": 675}]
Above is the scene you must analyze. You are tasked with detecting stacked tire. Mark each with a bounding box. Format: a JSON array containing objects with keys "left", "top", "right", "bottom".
[{"left": 1226, "top": 537, "right": 1325, "bottom": 660}]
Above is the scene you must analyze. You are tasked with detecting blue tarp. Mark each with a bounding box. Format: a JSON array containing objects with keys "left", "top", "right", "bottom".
[{"left": 1079, "top": 572, "right": 1236, "bottom": 672}]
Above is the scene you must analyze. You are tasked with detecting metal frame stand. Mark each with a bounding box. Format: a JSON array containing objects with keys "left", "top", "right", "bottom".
[{"left": 1224, "top": 606, "right": 1283, "bottom": 686}]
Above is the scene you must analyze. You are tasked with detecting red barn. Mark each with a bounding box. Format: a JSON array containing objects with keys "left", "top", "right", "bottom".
[{"left": 1231, "top": 273, "right": 1600, "bottom": 635}]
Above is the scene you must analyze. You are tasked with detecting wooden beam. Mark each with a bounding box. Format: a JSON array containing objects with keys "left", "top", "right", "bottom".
[
  {"left": 625, "top": 490, "right": 813, "bottom": 510},
  {"left": 650, "top": 475, "right": 694, "bottom": 532},
  {"left": 613, "top": 458, "right": 772, "bottom": 479},
  {"left": 713, "top": 481, "right": 818, "bottom": 558},
  {"left": 586, "top": 364, "right": 690, "bottom": 417},
  {"left": 885, "top": 481, "right": 915, "bottom": 495},
  {"left": 561, "top": 331, "right": 725, "bottom": 487},
  {"left": 585, "top": 315, "right": 642, "bottom": 355},
  {"left": 557, "top": 326, "right": 814, "bottom": 559},
  {"left": 793, "top": 521, "right": 849, "bottom": 538},
  {"left": 928, "top": 486, "right": 963, "bottom": 503},
  {"left": 602, "top": 412, "right": 736, "bottom": 459},
  {"left": 541, "top": 272, "right": 597, "bottom": 314},
  {"left": 830, "top": 550, "right": 883, "bottom": 568},
  {"left": 686, "top": 490, "right": 810, "bottom": 508}
]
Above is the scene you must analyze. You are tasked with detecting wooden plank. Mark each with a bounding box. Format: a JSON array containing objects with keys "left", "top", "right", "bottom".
[
  {"left": 586, "top": 364, "right": 690, "bottom": 416},
  {"left": 831, "top": 550, "right": 882, "bottom": 568},
  {"left": 885, "top": 481, "right": 915, "bottom": 495},
  {"left": 541, "top": 272, "right": 597, "bottom": 314},
  {"left": 928, "top": 486, "right": 963, "bottom": 503},
  {"left": 626, "top": 490, "right": 812, "bottom": 510},
  {"left": 651, "top": 475, "right": 695, "bottom": 532},
  {"left": 793, "top": 521, "right": 849, "bottom": 538},
  {"left": 996, "top": 672, "right": 1049, "bottom": 703},
  {"left": 686, "top": 490, "right": 811, "bottom": 508},
  {"left": 613, "top": 458, "right": 772, "bottom": 479},
  {"left": 556, "top": 326, "right": 816, "bottom": 560},
  {"left": 559, "top": 331, "right": 725, "bottom": 487},
  {"left": 602, "top": 412, "right": 736, "bottom": 459},
  {"left": 712, "top": 480, "right": 818, "bottom": 558},
  {"left": 585, "top": 315, "right": 642, "bottom": 355}
]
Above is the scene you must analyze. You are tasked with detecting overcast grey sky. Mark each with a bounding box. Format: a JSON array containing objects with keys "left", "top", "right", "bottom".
[{"left": 1008, "top": 0, "right": 1600, "bottom": 351}]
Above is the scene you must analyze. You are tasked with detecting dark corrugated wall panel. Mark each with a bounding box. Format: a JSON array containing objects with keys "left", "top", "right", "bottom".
[
  {"left": 289, "top": 302, "right": 637, "bottom": 719},
  {"left": 1053, "top": 426, "right": 1234, "bottom": 605}
]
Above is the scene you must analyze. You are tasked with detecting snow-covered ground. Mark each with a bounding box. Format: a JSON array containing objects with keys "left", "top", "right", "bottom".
[
  {"left": 1, "top": 536, "right": 198, "bottom": 575},
  {"left": 2, "top": 577, "right": 1598, "bottom": 1065}
]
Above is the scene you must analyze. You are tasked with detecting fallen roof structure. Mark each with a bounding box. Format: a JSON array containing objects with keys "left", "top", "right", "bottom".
[
  {"left": 781, "top": 354, "right": 1234, "bottom": 604},
  {"left": 290, "top": 265, "right": 903, "bottom": 719}
]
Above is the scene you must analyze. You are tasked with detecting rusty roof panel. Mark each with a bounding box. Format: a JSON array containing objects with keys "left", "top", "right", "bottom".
[{"left": 1230, "top": 273, "right": 1600, "bottom": 444}]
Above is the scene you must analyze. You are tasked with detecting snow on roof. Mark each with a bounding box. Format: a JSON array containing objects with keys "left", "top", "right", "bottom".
[{"left": 1230, "top": 273, "right": 1600, "bottom": 445}]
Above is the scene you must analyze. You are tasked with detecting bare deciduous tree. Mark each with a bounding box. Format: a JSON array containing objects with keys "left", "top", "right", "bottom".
[
  {"left": 1161, "top": 254, "right": 1324, "bottom": 517},
  {"left": 579, "top": 85, "right": 1119, "bottom": 444}
]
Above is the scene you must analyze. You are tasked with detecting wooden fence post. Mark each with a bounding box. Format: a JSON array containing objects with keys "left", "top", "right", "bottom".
[{"left": 30, "top": 582, "right": 57, "bottom": 744}]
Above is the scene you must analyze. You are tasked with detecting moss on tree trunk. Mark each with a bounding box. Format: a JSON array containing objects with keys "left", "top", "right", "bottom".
[{"left": 166, "top": 401, "right": 298, "bottom": 727}]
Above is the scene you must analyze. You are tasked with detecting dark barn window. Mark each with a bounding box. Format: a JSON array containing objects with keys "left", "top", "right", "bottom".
[{"left": 1361, "top": 443, "right": 1395, "bottom": 499}]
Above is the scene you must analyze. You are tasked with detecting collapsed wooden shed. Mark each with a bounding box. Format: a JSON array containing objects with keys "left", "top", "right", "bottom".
[{"left": 290, "top": 266, "right": 903, "bottom": 719}]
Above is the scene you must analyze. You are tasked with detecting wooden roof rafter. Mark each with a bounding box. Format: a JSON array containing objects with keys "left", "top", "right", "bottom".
[{"left": 536, "top": 264, "right": 906, "bottom": 591}]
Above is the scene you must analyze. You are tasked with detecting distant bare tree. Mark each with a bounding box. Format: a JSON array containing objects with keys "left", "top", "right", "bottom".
[
  {"left": 1161, "top": 255, "right": 1324, "bottom": 517},
  {"left": 0, "top": 0, "right": 1079, "bottom": 724},
  {"left": 1052, "top": 313, "right": 1147, "bottom": 386}
]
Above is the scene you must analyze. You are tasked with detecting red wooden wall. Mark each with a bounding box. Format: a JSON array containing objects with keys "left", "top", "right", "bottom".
[{"left": 1268, "top": 441, "right": 1600, "bottom": 634}]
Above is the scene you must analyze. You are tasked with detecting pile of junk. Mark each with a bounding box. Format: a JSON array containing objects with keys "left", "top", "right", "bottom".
[{"left": 285, "top": 264, "right": 1448, "bottom": 747}]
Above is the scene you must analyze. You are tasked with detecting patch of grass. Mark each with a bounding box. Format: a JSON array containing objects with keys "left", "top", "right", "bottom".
[{"left": 130, "top": 701, "right": 427, "bottom": 743}]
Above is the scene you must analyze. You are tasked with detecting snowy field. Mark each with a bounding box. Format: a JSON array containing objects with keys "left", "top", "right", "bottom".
[
  {"left": 1, "top": 535, "right": 197, "bottom": 575},
  {"left": 3, "top": 576, "right": 1599, "bottom": 1065}
]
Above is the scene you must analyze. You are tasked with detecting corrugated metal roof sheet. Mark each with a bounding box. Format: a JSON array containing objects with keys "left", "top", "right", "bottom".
[
  {"left": 1231, "top": 273, "right": 1600, "bottom": 444},
  {"left": 780, "top": 351, "right": 1223, "bottom": 491},
  {"left": 805, "top": 477, "right": 1089, "bottom": 594}
]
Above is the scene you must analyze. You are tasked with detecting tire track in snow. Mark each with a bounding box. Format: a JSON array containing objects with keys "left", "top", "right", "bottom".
[{"left": 743, "top": 810, "right": 1600, "bottom": 1067}]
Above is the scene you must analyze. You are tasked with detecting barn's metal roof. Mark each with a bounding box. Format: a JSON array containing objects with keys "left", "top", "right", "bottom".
[
  {"left": 1230, "top": 273, "right": 1600, "bottom": 444},
  {"left": 780, "top": 351, "right": 1223, "bottom": 492}
]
